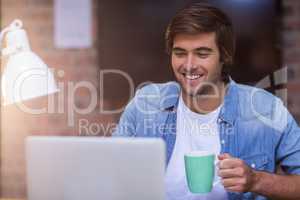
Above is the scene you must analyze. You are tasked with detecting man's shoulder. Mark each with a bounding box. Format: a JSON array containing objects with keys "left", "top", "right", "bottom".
[
  {"left": 233, "top": 82, "right": 285, "bottom": 121},
  {"left": 234, "top": 82, "right": 279, "bottom": 103},
  {"left": 133, "top": 81, "right": 180, "bottom": 111}
]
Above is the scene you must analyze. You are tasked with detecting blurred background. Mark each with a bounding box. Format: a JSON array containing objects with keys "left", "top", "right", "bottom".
[{"left": 0, "top": 0, "right": 300, "bottom": 199}]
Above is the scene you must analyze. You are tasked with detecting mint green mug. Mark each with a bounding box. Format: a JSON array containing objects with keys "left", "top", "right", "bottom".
[{"left": 184, "top": 151, "right": 217, "bottom": 193}]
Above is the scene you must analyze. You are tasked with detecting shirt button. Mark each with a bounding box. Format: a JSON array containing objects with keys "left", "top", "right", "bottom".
[
  {"left": 251, "top": 163, "right": 256, "bottom": 168},
  {"left": 221, "top": 140, "right": 225, "bottom": 145}
]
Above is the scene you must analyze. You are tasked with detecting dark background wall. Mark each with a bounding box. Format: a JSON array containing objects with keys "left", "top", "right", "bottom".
[{"left": 99, "top": 0, "right": 282, "bottom": 109}]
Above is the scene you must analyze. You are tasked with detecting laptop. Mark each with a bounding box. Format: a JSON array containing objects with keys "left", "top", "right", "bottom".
[{"left": 26, "top": 136, "right": 166, "bottom": 200}]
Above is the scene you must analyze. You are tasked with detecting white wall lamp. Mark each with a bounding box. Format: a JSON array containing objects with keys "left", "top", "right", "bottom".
[{"left": 0, "top": 19, "right": 59, "bottom": 105}]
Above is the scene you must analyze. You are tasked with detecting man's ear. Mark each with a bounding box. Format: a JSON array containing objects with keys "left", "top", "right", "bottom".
[
  {"left": 221, "top": 57, "right": 229, "bottom": 65},
  {"left": 219, "top": 59, "right": 224, "bottom": 66},
  {"left": 220, "top": 55, "right": 227, "bottom": 65}
]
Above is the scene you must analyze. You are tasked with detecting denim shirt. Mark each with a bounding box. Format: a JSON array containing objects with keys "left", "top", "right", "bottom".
[{"left": 113, "top": 80, "right": 300, "bottom": 200}]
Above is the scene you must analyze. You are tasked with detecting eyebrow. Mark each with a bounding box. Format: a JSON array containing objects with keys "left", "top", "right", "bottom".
[{"left": 172, "top": 47, "right": 213, "bottom": 52}]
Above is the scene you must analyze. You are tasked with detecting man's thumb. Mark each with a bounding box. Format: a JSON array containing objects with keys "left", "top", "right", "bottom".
[{"left": 218, "top": 153, "right": 231, "bottom": 160}]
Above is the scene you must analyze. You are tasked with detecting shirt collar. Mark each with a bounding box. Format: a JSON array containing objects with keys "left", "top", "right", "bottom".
[
  {"left": 161, "top": 82, "right": 180, "bottom": 112},
  {"left": 162, "top": 79, "right": 239, "bottom": 125},
  {"left": 218, "top": 79, "right": 238, "bottom": 125}
]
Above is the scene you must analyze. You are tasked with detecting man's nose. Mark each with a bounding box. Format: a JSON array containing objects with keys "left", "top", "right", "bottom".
[{"left": 183, "top": 54, "right": 197, "bottom": 70}]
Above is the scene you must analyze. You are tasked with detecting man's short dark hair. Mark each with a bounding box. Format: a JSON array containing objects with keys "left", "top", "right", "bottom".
[{"left": 165, "top": 3, "right": 235, "bottom": 82}]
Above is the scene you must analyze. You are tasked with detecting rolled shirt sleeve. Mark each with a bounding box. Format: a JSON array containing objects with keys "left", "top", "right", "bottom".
[{"left": 275, "top": 100, "right": 300, "bottom": 175}]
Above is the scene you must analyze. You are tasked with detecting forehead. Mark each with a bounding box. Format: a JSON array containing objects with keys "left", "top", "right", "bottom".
[{"left": 173, "top": 32, "right": 218, "bottom": 50}]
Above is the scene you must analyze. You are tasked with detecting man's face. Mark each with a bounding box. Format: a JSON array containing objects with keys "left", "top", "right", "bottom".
[{"left": 171, "top": 32, "right": 223, "bottom": 97}]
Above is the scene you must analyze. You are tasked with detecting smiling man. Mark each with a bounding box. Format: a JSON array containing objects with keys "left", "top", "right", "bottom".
[{"left": 113, "top": 3, "right": 300, "bottom": 200}]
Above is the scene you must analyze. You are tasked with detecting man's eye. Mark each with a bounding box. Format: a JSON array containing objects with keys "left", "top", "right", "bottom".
[
  {"left": 173, "top": 52, "right": 186, "bottom": 57},
  {"left": 196, "top": 53, "right": 209, "bottom": 58}
]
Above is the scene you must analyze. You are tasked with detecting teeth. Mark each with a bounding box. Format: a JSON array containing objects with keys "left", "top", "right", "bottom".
[{"left": 185, "top": 74, "right": 201, "bottom": 80}]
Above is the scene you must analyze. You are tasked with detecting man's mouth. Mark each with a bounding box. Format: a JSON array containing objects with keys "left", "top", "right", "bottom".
[{"left": 182, "top": 73, "right": 204, "bottom": 80}]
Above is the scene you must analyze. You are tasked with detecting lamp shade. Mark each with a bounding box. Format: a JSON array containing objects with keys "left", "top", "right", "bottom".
[
  {"left": 2, "top": 51, "right": 59, "bottom": 105},
  {"left": 1, "top": 19, "right": 59, "bottom": 105}
]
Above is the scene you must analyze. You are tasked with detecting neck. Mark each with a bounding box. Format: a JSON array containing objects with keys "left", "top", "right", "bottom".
[{"left": 182, "top": 80, "right": 227, "bottom": 114}]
